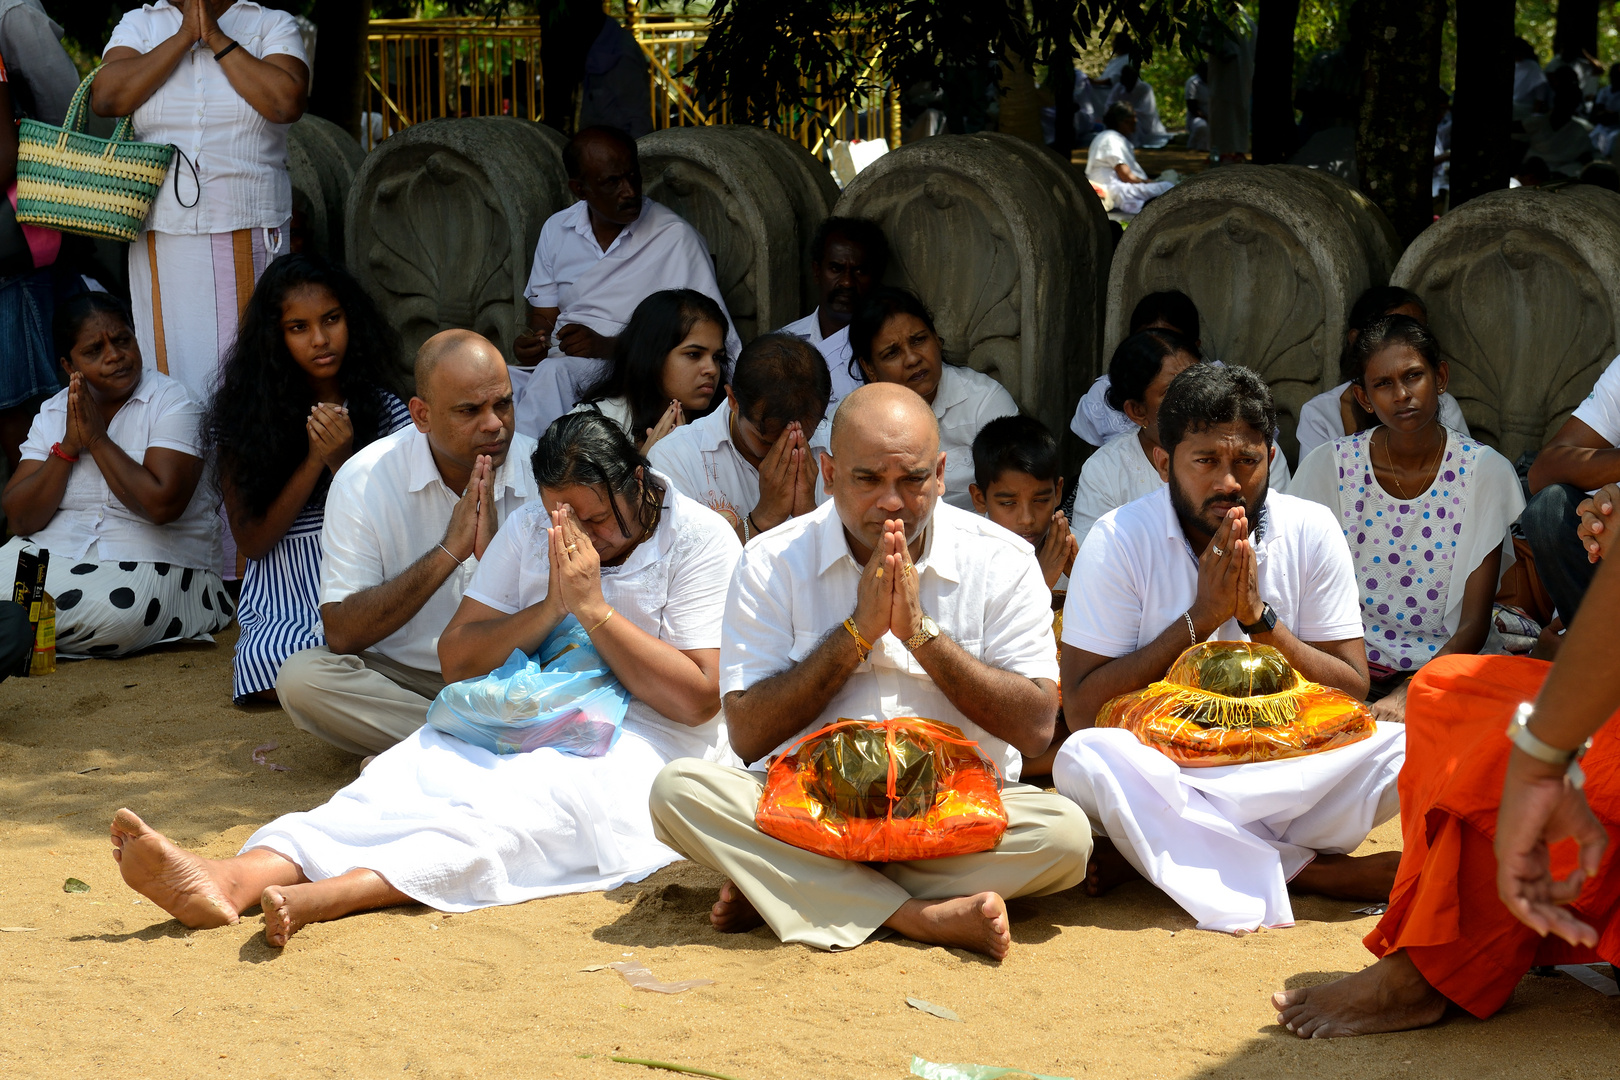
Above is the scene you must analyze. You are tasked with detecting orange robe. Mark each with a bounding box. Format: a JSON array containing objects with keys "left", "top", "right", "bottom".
[{"left": 1365, "top": 654, "right": 1620, "bottom": 1018}]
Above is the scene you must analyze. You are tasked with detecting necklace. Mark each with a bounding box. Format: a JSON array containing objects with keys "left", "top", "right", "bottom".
[{"left": 1376, "top": 426, "right": 1444, "bottom": 502}]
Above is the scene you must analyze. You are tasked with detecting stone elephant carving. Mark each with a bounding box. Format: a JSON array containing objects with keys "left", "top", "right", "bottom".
[
  {"left": 1105, "top": 164, "right": 1398, "bottom": 462},
  {"left": 287, "top": 113, "right": 366, "bottom": 261},
  {"left": 345, "top": 118, "right": 572, "bottom": 382},
  {"left": 638, "top": 126, "right": 838, "bottom": 344},
  {"left": 831, "top": 132, "right": 1111, "bottom": 444},
  {"left": 1392, "top": 185, "right": 1620, "bottom": 463}
]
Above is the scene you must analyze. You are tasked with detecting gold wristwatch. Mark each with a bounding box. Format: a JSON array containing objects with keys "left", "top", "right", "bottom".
[{"left": 904, "top": 614, "right": 940, "bottom": 652}]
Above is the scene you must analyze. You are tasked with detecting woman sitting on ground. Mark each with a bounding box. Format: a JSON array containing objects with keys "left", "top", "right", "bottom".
[
  {"left": 1291, "top": 316, "right": 1523, "bottom": 723},
  {"left": 1069, "top": 329, "right": 1203, "bottom": 547},
  {"left": 109, "top": 411, "right": 742, "bottom": 946},
  {"left": 1084, "top": 102, "right": 1175, "bottom": 217},
  {"left": 205, "top": 253, "right": 411, "bottom": 703},
  {"left": 573, "top": 288, "right": 727, "bottom": 454},
  {"left": 848, "top": 287, "right": 1018, "bottom": 510},
  {"left": 0, "top": 294, "right": 229, "bottom": 657}
]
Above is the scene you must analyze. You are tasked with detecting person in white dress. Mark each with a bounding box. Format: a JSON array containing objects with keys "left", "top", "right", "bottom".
[
  {"left": 1054, "top": 364, "right": 1403, "bottom": 935},
  {"left": 1291, "top": 316, "right": 1523, "bottom": 724},
  {"left": 1523, "top": 67, "right": 1595, "bottom": 179},
  {"left": 108, "top": 411, "right": 740, "bottom": 946},
  {"left": 1105, "top": 66, "right": 1172, "bottom": 149},
  {"left": 774, "top": 217, "right": 888, "bottom": 421},
  {"left": 1085, "top": 103, "right": 1174, "bottom": 217},
  {"left": 846, "top": 288, "right": 1018, "bottom": 511}
]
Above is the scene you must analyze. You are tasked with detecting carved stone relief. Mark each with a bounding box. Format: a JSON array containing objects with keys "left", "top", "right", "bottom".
[
  {"left": 287, "top": 114, "right": 366, "bottom": 261},
  {"left": 1393, "top": 186, "right": 1620, "bottom": 462},
  {"left": 832, "top": 132, "right": 1110, "bottom": 444},
  {"left": 1106, "top": 164, "right": 1396, "bottom": 462},
  {"left": 345, "top": 117, "right": 572, "bottom": 379}
]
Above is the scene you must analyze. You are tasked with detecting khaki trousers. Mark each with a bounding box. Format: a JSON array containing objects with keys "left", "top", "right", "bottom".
[
  {"left": 649, "top": 759, "right": 1091, "bottom": 951},
  {"left": 275, "top": 646, "right": 446, "bottom": 756}
]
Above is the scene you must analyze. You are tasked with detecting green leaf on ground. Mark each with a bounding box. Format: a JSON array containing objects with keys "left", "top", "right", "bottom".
[{"left": 63, "top": 878, "right": 90, "bottom": 893}]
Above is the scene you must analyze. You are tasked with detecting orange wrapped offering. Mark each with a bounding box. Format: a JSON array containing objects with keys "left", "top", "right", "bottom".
[
  {"left": 756, "top": 717, "right": 1008, "bottom": 862},
  {"left": 1094, "top": 641, "right": 1374, "bottom": 767}
]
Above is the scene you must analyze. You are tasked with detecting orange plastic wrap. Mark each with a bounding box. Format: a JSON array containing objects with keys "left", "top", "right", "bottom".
[
  {"left": 755, "top": 717, "right": 1009, "bottom": 862},
  {"left": 1094, "top": 641, "right": 1375, "bottom": 767}
]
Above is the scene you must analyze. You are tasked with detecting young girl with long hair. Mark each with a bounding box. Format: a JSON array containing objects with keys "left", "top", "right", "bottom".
[{"left": 205, "top": 253, "right": 411, "bottom": 702}]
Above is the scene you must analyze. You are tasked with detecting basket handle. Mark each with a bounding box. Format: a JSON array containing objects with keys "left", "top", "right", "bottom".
[{"left": 63, "top": 72, "right": 99, "bottom": 137}]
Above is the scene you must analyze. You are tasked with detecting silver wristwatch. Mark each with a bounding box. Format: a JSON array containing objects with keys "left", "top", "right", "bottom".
[{"left": 1506, "top": 702, "right": 1593, "bottom": 788}]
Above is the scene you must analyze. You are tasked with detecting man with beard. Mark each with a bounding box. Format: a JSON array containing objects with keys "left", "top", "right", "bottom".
[
  {"left": 512, "top": 126, "right": 741, "bottom": 439},
  {"left": 647, "top": 383, "right": 1090, "bottom": 959},
  {"left": 1052, "top": 365, "right": 1404, "bottom": 934},
  {"left": 774, "top": 217, "right": 889, "bottom": 420}
]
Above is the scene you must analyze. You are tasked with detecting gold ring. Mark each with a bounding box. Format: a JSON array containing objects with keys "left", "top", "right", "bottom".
[
  {"left": 903, "top": 564, "right": 916, "bottom": 577},
  {"left": 565, "top": 544, "right": 579, "bottom": 554},
  {"left": 874, "top": 568, "right": 883, "bottom": 579}
]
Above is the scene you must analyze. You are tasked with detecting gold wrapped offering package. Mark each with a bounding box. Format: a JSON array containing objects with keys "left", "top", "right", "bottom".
[
  {"left": 1094, "top": 642, "right": 1375, "bottom": 767},
  {"left": 755, "top": 717, "right": 1009, "bottom": 862}
]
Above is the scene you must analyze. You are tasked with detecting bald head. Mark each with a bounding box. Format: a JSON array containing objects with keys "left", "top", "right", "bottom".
[
  {"left": 414, "top": 329, "right": 506, "bottom": 402},
  {"left": 408, "top": 329, "right": 516, "bottom": 480},
  {"left": 830, "top": 382, "right": 941, "bottom": 459},
  {"left": 823, "top": 383, "right": 945, "bottom": 555}
]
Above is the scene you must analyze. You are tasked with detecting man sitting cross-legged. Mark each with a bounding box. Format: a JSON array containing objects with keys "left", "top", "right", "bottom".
[
  {"left": 275, "top": 330, "right": 537, "bottom": 755},
  {"left": 648, "top": 333, "right": 831, "bottom": 544},
  {"left": 648, "top": 383, "right": 1091, "bottom": 960},
  {"left": 1054, "top": 364, "right": 1405, "bottom": 934}
]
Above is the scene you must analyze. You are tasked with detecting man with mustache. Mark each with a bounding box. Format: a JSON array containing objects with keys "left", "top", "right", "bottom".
[
  {"left": 513, "top": 126, "right": 741, "bottom": 439},
  {"left": 1053, "top": 364, "right": 1405, "bottom": 934},
  {"left": 275, "top": 330, "right": 538, "bottom": 755},
  {"left": 774, "top": 217, "right": 889, "bottom": 421}
]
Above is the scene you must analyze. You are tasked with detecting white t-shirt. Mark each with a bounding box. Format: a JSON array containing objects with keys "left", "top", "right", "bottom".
[
  {"left": 104, "top": 1, "right": 306, "bottom": 234},
  {"left": 19, "top": 370, "right": 218, "bottom": 569},
  {"left": 647, "top": 397, "right": 829, "bottom": 532},
  {"left": 775, "top": 309, "right": 861, "bottom": 420},
  {"left": 463, "top": 480, "right": 741, "bottom": 761},
  {"left": 1571, "top": 352, "right": 1620, "bottom": 447},
  {"left": 932, "top": 363, "right": 1020, "bottom": 510},
  {"left": 1295, "top": 382, "right": 1471, "bottom": 465},
  {"left": 1070, "top": 431, "right": 1164, "bottom": 549},
  {"left": 721, "top": 500, "right": 1058, "bottom": 781},
  {"left": 1085, "top": 129, "right": 1143, "bottom": 189},
  {"left": 1062, "top": 487, "right": 1364, "bottom": 658},
  {"left": 318, "top": 427, "right": 539, "bottom": 673}
]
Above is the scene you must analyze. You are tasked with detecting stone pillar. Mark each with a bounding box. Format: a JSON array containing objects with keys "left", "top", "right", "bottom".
[
  {"left": 830, "top": 132, "right": 1111, "bottom": 444},
  {"left": 1392, "top": 185, "right": 1620, "bottom": 462},
  {"left": 1105, "top": 164, "right": 1399, "bottom": 461},
  {"left": 638, "top": 125, "right": 838, "bottom": 344},
  {"left": 287, "top": 113, "right": 366, "bottom": 261},
  {"left": 345, "top": 117, "right": 572, "bottom": 380}
]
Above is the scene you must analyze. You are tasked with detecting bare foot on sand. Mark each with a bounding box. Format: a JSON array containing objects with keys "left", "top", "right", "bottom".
[
  {"left": 261, "top": 885, "right": 315, "bottom": 947},
  {"left": 1290, "top": 851, "right": 1402, "bottom": 902},
  {"left": 1272, "top": 951, "right": 1448, "bottom": 1038},
  {"left": 710, "top": 880, "right": 765, "bottom": 933},
  {"left": 1084, "top": 836, "right": 1142, "bottom": 897},
  {"left": 109, "top": 808, "right": 240, "bottom": 928},
  {"left": 885, "top": 892, "right": 1012, "bottom": 960}
]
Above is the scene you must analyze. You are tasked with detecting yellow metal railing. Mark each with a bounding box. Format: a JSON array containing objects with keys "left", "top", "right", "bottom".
[{"left": 362, "top": 12, "right": 900, "bottom": 161}]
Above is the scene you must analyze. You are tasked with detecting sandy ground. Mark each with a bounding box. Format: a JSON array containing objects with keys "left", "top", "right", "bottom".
[{"left": 2, "top": 629, "right": 1617, "bottom": 1080}]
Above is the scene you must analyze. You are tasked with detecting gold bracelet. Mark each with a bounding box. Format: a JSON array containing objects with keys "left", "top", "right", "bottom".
[
  {"left": 586, "top": 608, "right": 615, "bottom": 635},
  {"left": 842, "top": 617, "right": 872, "bottom": 663}
]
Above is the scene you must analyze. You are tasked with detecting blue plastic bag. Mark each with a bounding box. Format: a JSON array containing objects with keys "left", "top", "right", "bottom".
[{"left": 426, "top": 616, "right": 630, "bottom": 757}]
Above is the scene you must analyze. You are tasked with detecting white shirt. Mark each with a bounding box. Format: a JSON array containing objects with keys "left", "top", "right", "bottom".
[
  {"left": 776, "top": 309, "right": 861, "bottom": 419},
  {"left": 1063, "top": 487, "right": 1364, "bottom": 658},
  {"left": 1085, "top": 129, "right": 1144, "bottom": 188},
  {"left": 568, "top": 396, "right": 635, "bottom": 439},
  {"left": 105, "top": 2, "right": 307, "bottom": 234},
  {"left": 1523, "top": 113, "right": 1595, "bottom": 177},
  {"left": 1295, "top": 382, "right": 1471, "bottom": 464},
  {"left": 1070, "top": 431, "right": 1165, "bottom": 548},
  {"left": 1573, "top": 353, "right": 1620, "bottom": 447},
  {"left": 721, "top": 500, "right": 1058, "bottom": 781},
  {"left": 318, "top": 427, "right": 539, "bottom": 673},
  {"left": 1104, "top": 79, "right": 1171, "bottom": 148},
  {"left": 933, "top": 363, "right": 1020, "bottom": 510},
  {"left": 19, "top": 371, "right": 218, "bottom": 569},
  {"left": 1513, "top": 58, "right": 1551, "bottom": 107},
  {"left": 647, "top": 397, "right": 829, "bottom": 531},
  {"left": 464, "top": 481, "right": 741, "bottom": 761}
]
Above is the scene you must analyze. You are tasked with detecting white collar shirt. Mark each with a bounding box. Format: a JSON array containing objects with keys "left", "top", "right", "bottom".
[
  {"left": 19, "top": 370, "right": 218, "bottom": 568},
  {"left": 318, "top": 427, "right": 539, "bottom": 673},
  {"left": 1070, "top": 430, "right": 1164, "bottom": 548},
  {"left": 933, "top": 363, "right": 1020, "bottom": 510},
  {"left": 1062, "top": 486, "right": 1364, "bottom": 659},
  {"left": 104, "top": 2, "right": 307, "bottom": 234},
  {"left": 463, "top": 478, "right": 742, "bottom": 761},
  {"left": 776, "top": 309, "right": 861, "bottom": 419},
  {"left": 647, "top": 397, "right": 829, "bottom": 530},
  {"left": 721, "top": 499, "right": 1059, "bottom": 781}
]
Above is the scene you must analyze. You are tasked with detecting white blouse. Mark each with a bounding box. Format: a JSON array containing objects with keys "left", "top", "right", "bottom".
[
  {"left": 931, "top": 364, "right": 1020, "bottom": 510},
  {"left": 104, "top": 1, "right": 307, "bottom": 234}
]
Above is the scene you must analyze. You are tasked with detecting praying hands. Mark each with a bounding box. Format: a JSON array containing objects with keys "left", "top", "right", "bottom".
[
  {"left": 849, "top": 517, "right": 928, "bottom": 649},
  {"left": 305, "top": 402, "right": 354, "bottom": 475},
  {"left": 750, "top": 421, "right": 817, "bottom": 534},
  {"left": 60, "top": 372, "right": 108, "bottom": 459},
  {"left": 1188, "top": 506, "right": 1264, "bottom": 639},
  {"left": 1037, "top": 509, "right": 1079, "bottom": 591},
  {"left": 441, "top": 454, "right": 496, "bottom": 563},
  {"left": 546, "top": 505, "right": 610, "bottom": 628},
  {"left": 1576, "top": 482, "right": 1620, "bottom": 564}
]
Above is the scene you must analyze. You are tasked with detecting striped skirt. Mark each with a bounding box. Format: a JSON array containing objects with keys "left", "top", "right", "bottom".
[{"left": 232, "top": 504, "right": 325, "bottom": 702}]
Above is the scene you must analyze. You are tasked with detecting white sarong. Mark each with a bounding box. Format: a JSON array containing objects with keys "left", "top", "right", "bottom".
[
  {"left": 242, "top": 725, "right": 682, "bottom": 912},
  {"left": 1053, "top": 723, "right": 1405, "bottom": 934}
]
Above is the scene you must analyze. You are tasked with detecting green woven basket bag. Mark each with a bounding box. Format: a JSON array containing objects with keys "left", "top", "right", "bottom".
[{"left": 15, "top": 70, "right": 176, "bottom": 242}]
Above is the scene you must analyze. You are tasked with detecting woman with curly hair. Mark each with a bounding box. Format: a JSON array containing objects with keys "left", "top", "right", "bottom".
[{"left": 206, "top": 253, "right": 410, "bottom": 703}]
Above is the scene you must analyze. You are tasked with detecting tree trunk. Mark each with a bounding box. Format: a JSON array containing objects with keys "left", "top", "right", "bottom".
[
  {"left": 1554, "top": 0, "right": 1601, "bottom": 59},
  {"left": 1354, "top": 0, "right": 1447, "bottom": 247},
  {"left": 1051, "top": 35, "right": 1077, "bottom": 157},
  {"left": 308, "top": 0, "right": 369, "bottom": 139},
  {"left": 1251, "top": 0, "right": 1301, "bottom": 164},
  {"left": 1450, "top": 0, "right": 1514, "bottom": 207}
]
